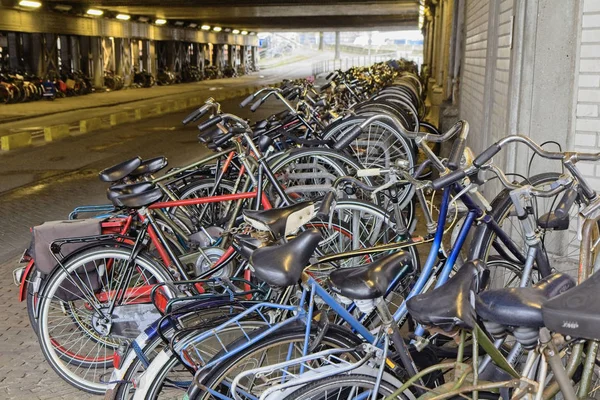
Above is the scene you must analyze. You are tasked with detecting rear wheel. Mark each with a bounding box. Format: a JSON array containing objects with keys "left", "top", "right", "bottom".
[{"left": 36, "top": 246, "right": 172, "bottom": 394}]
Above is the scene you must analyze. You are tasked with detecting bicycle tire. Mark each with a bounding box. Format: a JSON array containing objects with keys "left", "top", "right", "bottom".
[
  {"left": 192, "top": 324, "right": 363, "bottom": 400},
  {"left": 36, "top": 246, "right": 173, "bottom": 394},
  {"left": 470, "top": 172, "right": 599, "bottom": 281}
]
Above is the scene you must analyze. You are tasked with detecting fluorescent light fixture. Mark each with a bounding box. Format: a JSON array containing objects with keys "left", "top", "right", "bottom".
[
  {"left": 224, "top": 28, "right": 231, "bottom": 32},
  {"left": 213, "top": 26, "right": 222, "bottom": 32},
  {"left": 201, "top": 25, "right": 211, "bottom": 30},
  {"left": 138, "top": 16, "right": 149, "bottom": 22},
  {"left": 232, "top": 29, "right": 240, "bottom": 34},
  {"left": 19, "top": 0, "right": 42, "bottom": 8},
  {"left": 241, "top": 30, "right": 248, "bottom": 35},
  {"left": 174, "top": 21, "right": 184, "bottom": 26},
  {"left": 155, "top": 19, "right": 167, "bottom": 25},
  {"left": 87, "top": 8, "right": 103, "bottom": 16},
  {"left": 116, "top": 14, "right": 130, "bottom": 20},
  {"left": 54, "top": 4, "right": 72, "bottom": 11},
  {"left": 188, "top": 23, "right": 198, "bottom": 28},
  {"left": 249, "top": 32, "right": 256, "bottom": 35}
]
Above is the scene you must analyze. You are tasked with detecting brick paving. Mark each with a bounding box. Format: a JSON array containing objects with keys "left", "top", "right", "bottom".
[{"left": 0, "top": 96, "right": 282, "bottom": 398}]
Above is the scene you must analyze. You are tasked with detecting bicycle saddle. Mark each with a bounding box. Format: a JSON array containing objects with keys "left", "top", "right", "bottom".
[
  {"left": 408, "top": 261, "right": 483, "bottom": 332},
  {"left": 114, "top": 187, "right": 163, "bottom": 209},
  {"left": 327, "top": 251, "right": 413, "bottom": 300},
  {"left": 243, "top": 201, "right": 315, "bottom": 239},
  {"left": 249, "top": 229, "right": 321, "bottom": 287},
  {"left": 543, "top": 270, "right": 600, "bottom": 341},
  {"left": 107, "top": 182, "right": 154, "bottom": 204},
  {"left": 232, "top": 234, "right": 264, "bottom": 261},
  {"left": 130, "top": 156, "right": 168, "bottom": 177},
  {"left": 99, "top": 157, "right": 142, "bottom": 182},
  {"left": 476, "top": 272, "right": 575, "bottom": 329}
]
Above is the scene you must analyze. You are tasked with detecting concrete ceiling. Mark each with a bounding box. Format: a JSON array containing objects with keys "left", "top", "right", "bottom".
[{"left": 14, "top": 0, "right": 420, "bottom": 31}]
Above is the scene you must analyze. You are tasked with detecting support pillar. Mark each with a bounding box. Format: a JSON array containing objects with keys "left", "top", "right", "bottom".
[
  {"left": 70, "top": 36, "right": 81, "bottom": 72},
  {"left": 7, "top": 32, "right": 20, "bottom": 70},
  {"left": 253, "top": 46, "right": 259, "bottom": 70},
  {"left": 90, "top": 36, "right": 103, "bottom": 88},
  {"left": 334, "top": 31, "right": 341, "bottom": 60},
  {"left": 319, "top": 32, "right": 324, "bottom": 51},
  {"left": 28, "top": 33, "right": 44, "bottom": 76}
]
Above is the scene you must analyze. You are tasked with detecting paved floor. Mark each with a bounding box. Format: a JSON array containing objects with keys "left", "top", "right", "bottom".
[
  {"left": 0, "top": 95, "right": 283, "bottom": 399},
  {"left": 0, "top": 54, "right": 328, "bottom": 138}
]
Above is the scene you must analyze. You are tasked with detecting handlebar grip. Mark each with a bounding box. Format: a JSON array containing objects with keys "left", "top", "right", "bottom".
[
  {"left": 250, "top": 99, "right": 263, "bottom": 112},
  {"left": 326, "top": 72, "right": 335, "bottom": 80},
  {"left": 229, "top": 126, "right": 247, "bottom": 134},
  {"left": 198, "top": 115, "right": 222, "bottom": 132},
  {"left": 197, "top": 126, "right": 221, "bottom": 143},
  {"left": 332, "top": 125, "right": 362, "bottom": 151},
  {"left": 287, "top": 91, "right": 298, "bottom": 101},
  {"left": 275, "top": 109, "right": 291, "bottom": 120},
  {"left": 182, "top": 104, "right": 208, "bottom": 125},
  {"left": 447, "top": 137, "right": 466, "bottom": 170},
  {"left": 473, "top": 143, "right": 501, "bottom": 167},
  {"left": 554, "top": 187, "right": 578, "bottom": 218},
  {"left": 240, "top": 94, "right": 254, "bottom": 108},
  {"left": 213, "top": 132, "right": 234, "bottom": 147},
  {"left": 281, "top": 85, "right": 293, "bottom": 97},
  {"left": 431, "top": 169, "right": 467, "bottom": 191},
  {"left": 320, "top": 82, "right": 332, "bottom": 91},
  {"left": 317, "top": 192, "right": 337, "bottom": 218}
]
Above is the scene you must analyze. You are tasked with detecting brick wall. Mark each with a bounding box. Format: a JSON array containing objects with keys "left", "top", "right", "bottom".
[{"left": 574, "top": 0, "right": 600, "bottom": 189}]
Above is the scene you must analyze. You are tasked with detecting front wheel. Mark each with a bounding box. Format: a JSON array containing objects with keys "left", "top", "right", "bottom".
[
  {"left": 282, "top": 371, "right": 410, "bottom": 400},
  {"left": 192, "top": 325, "right": 363, "bottom": 400}
]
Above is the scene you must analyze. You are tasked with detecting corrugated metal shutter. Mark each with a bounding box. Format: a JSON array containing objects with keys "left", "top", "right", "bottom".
[{"left": 460, "top": 0, "right": 490, "bottom": 153}]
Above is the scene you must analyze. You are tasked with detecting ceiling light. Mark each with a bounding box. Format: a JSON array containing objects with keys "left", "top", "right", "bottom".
[
  {"left": 86, "top": 8, "right": 103, "bottom": 16},
  {"left": 201, "top": 25, "right": 211, "bottom": 30},
  {"left": 54, "top": 4, "right": 72, "bottom": 11},
  {"left": 224, "top": 28, "right": 231, "bottom": 32},
  {"left": 155, "top": 19, "right": 167, "bottom": 25},
  {"left": 138, "top": 16, "right": 149, "bottom": 22},
  {"left": 249, "top": 32, "right": 256, "bottom": 35},
  {"left": 174, "top": 21, "right": 184, "bottom": 26},
  {"left": 213, "top": 26, "right": 222, "bottom": 32},
  {"left": 19, "top": 1, "right": 42, "bottom": 8},
  {"left": 241, "top": 31, "right": 248, "bottom": 35},
  {"left": 116, "top": 14, "right": 130, "bottom": 20},
  {"left": 188, "top": 23, "right": 198, "bottom": 28},
  {"left": 232, "top": 29, "right": 240, "bottom": 34}
]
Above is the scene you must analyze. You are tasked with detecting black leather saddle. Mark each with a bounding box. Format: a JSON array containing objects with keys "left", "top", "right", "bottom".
[
  {"left": 477, "top": 272, "right": 575, "bottom": 329},
  {"left": 243, "top": 201, "right": 315, "bottom": 239},
  {"left": 99, "top": 157, "right": 142, "bottom": 182},
  {"left": 249, "top": 229, "right": 321, "bottom": 287},
  {"left": 107, "top": 182, "right": 154, "bottom": 204},
  {"left": 130, "top": 157, "right": 168, "bottom": 177},
  {"left": 232, "top": 234, "right": 264, "bottom": 261},
  {"left": 327, "top": 252, "right": 413, "bottom": 300},
  {"left": 112, "top": 187, "right": 163, "bottom": 209},
  {"left": 543, "top": 270, "right": 600, "bottom": 341},
  {"left": 407, "top": 261, "right": 482, "bottom": 332}
]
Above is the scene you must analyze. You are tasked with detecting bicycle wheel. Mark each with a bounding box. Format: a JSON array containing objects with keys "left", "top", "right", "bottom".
[
  {"left": 267, "top": 148, "right": 375, "bottom": 205},
  {"left": 321, "top": 116, "right": 416, "bottom": 209},
  {"left": 193, "top": 324, "right": 363, "bottom": 400},
  {"left": 136, "top": 321, "right": 268, "bottom": 400},
  {"left": 172, "top": 178, "right": 238, "bottom": 231},
  {"left": 282, "top": 372, "right": 409, "bottom": 400},
  {"left": 305, "top": 199, "right": 418, "bottom": 279},
  {"left": 37, "top": 246, "right": 173, "bottom": 394},
  {"left": 470, "top": 172, "right": 599, "bottom": 281}
]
